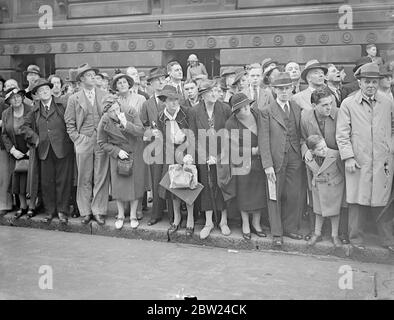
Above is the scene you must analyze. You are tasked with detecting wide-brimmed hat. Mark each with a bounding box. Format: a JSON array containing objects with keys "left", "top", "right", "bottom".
[
  {"left": 102, "top": 94, "right": 119, "bottom": 113},
  {"left": 23, "top": 65, "right": 41, "bottom": 77},
  {"left": 31, "top": 78, "right": 53, "bottom": 94},
  {"left": 75, "top": 63, "right": 99, "bottom": 81},
  {"left": 261, "top": 58, "right": 278, "bottom": 71},
  {"left": 232, "top": 70, "right": 247, "bottom": 86},
  {"left": 353, "top": 56, "right": 372, "bottom": 73},
  {"left": 271, "top": 72, "right": 293, "bottom": 87},
  {"left": 187, "top": 54, "right": 199, "bottom": 62},
  {"left": 147, "top": 67, "right": 167, "bottom": 82},
  {"left": 157, "top": 85, "right": 183, "bottom": 100},
  {"left": 263, "top": 66, "right": 280, "bottom": 85},
  {"left": 111, "top": 73, "right": 134, "bottom": 91},
  {"left": 220, "top": 67, "right": 237, "bottom": 78},
  {"left": 198, "top": 79, "right": 217, "bottom": 95},
  {"left": 4, "top": 87, "right": 25, "bottom": 103},
  {"left": 301, "top": 60, "right": 328, "bottom": 82},
  {"left": 354, "top": 62, "right": 383, "bottom": 79},
  {"left": 229, "top": 93, "right": 253, "bottom": 113}
]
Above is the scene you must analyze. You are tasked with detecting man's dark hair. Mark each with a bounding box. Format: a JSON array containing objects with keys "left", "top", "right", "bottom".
[
  {"left": 310, "top": 86, "right": 332, "bottom": 105},
  {"left": 184, "top": 79, "right": 197, "bottom": 86}
]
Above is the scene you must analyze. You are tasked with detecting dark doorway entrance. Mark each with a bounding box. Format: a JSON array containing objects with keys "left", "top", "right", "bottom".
[
  {"left": 162, "top": 49, "right": 220, "bottom": 79},
  {"left": 12, "top": 54, "right": 55, "bottom": 89}
]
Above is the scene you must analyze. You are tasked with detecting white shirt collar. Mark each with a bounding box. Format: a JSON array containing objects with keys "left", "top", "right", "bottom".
[
  {"left": 43, "top": 97, "right": 53, "bottom": 108},
  {"left": 276, "top": 98, "right": 289, "bottom": 111},
  {"left": 83, "top": 87, "right": 95, "bottom": 96}
]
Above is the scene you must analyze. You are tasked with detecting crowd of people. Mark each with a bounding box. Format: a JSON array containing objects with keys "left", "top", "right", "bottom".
[{"left": 0, "top": 46, "right": 393, "bottom": 253}]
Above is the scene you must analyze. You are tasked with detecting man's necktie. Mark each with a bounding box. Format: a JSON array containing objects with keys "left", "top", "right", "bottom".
[
  {"left": 284, "top": 103, "right": 290, "bottom": 117},
  {"left": 46, "top": 104, "right": 50, "bottom": 112}
]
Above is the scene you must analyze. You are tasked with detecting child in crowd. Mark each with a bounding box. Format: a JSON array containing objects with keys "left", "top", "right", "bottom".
[{"left": 305, "top": 135, "right": 344, "bottom": 247}]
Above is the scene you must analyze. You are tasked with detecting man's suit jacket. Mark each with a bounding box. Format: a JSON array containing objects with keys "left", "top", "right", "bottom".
[
  {"left": 259, "top": 100, "right": 303, "bottom": 172},
  {"left": 64, "top": 87, "right": 106, "bottom": 153},
  {"left": 291, "top": 86, "right": 314, "bottom": 111},
  {"left": 300, "top": 107, "right": 338, "bottom": 158},
  {"left": 139, "top": 95, "right": 164, "bottom": 128},
  {"left": 22, "top": 99, "right": 74, "bottom": 161}
]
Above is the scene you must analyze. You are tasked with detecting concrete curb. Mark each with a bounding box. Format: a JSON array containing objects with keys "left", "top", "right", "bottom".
[{"left": 1, "top": 212, "right": 393, "bottom": 265}]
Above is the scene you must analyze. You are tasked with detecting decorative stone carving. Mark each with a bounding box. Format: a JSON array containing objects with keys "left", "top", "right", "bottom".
[
  {"left": 128, "top": 41, "right": 137, "bottom": 51},
  {"left": 165, "top": 40, "right": 175, "bottom": 50},
  {"left": 366, "top": 32, "right": 377, "bottom": 43},
  {"left": 146, "top": 40, "right": 155, "bottom": 50},
  {"left": 111, "top": 41, "right": 119, "bottom": 51},
  {"left": 252, "top": 36, "right": 262, "bottom": 47},
  {"left": 273, "top": 35, "right": 283, "bottom": 46},
  {"left": 77, "top": 42, "right": 85, "bottom": 52},
  {"left": 295, "top": 34, "right": 305, "bottom": 45},
  {"left": 185, "top": 39, "right": 195, "bottom": 49},
  {"left": 229, "top": 36, "right": 239, "bottom": 48},
  {"left": 61, "top": 43, "right": 68, "bottom": 53},
  {"left": 93, "top": 41, "right": 101, "bottom": 52},
  {"left": 13, "top": 45, "right": 19, "bottom": 54},
  {"left": 319, "top": 33, "right": 329, "bottom": 44},
  {"left": 342, "top": 32, "right": 353, "bottom": 44},
  {"left": 44, "top": 43, "right": 52, "bottom": 53},
  {"left": 207, "top": 37, "right": 217, "bottom": 48}
]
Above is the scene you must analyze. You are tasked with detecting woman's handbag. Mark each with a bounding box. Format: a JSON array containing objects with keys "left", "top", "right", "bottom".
[
  {"left": 117, "top": 156, "right": 134, "bottom": 177},
  {"left": 14, "top": 158, "right": 29, "bottom": 173},
  {"left": 168, "top": 164, "right": 198, "bottom": 189}
]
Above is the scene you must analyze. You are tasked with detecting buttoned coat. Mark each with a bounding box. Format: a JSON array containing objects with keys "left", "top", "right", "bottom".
[
  {"left": 305, "top": 149, "right": 345, "bottom": 217},
  {"left": 336, "top": 90, "right": 394, "bottom": 207},
  {"left": 64, "top": 88, "right": 106, "bottom": 153},
  {"left": 259, "top": 100, "right": 303, "bottom": 172}
]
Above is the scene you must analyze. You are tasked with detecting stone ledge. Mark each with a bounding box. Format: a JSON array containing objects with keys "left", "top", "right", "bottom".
[{"left": 1, "top": 212, "right": 393, "bottom": 266}]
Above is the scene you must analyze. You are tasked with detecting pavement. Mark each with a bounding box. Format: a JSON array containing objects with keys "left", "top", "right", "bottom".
[
  {"left": 1, "top": 226, "right": 393, "bottom": 300},
  {"left": 0, "top": 201, "right": 393, "bottom": 266}
]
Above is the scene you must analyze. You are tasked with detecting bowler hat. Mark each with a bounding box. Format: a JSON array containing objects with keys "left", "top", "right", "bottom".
[
  {"left": 23, "top": 65, "right": 41, "bottom": 78},
  {"left": 157, "top": 85, "right": 182, "bottom": 100},
  {"left": 261, "top": 58, "right": 278, "bottom": 71},
  {"left": 31, "top": 78, "right": 53, "bottom": 94},
  {"left": 111, "top": 73, "right": 134, "bottom": 91},
  {"left": 353, "top": 56, "right": 373, "bottom": 73},
  {"left": 270, "top": 72, "right": 293, "bottom": 87},
  {"left": 4, "top": 87, "right": 25, "bottom": 104},
  {"left": 300, "top": 60, "right": 328, "bottom": 82},
  {"left": 75, "top": 63, "right": 99, "bottom": 81},
  {"left": 198, "top": 79, "right": 217, "bottom": 95},
  {"left": 102, "top": 94, "right": 119, "bottom": 113},
  {"left": 229, "top": 93, "right": 253, "bottom": 113},
  {"left": 147, "top": 67, "right": 167, "bottom": 82},
  {"left": 354, "top": 62, "right": 383, "bottom": 79}
]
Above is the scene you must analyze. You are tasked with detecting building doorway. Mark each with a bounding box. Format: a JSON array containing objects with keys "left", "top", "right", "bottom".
[
  {"left": 162, "top": 49, "right": 220, "bottom": 79},
  {"left": 12, "top": 54, "right": 55, "bottom": 89}
]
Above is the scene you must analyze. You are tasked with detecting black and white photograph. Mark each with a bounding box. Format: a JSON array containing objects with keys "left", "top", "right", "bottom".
[{"left": 0, "top": 0, "right": 394, "bottom": 304}]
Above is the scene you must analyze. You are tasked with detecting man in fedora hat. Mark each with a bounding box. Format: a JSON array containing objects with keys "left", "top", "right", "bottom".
[
  {"left": 22, "top": 78, "right": 74, "bottom": 224},
  {"left": 336, "top": 62, "right": 394, "bottom": 252},
  {"left": 246, "top": 63, "right": 275, "bottom": 111},
  {"left": 259, "top": 72, "right": 305, "bottom": 246},
  {"left": 292, "top": 59, "right": 328, "bottom": 111},
  {"left": 341, "top": 56, "right": 372, "bottom": 100},
  {"left": 64, "top": 63, "right": 109, "bottom": 226},
  {"left": 23, "top": 65, "right": 41, "bottom": 101},
  {"left": 140, "top": 67, "right": 172, "bottom": 226}
]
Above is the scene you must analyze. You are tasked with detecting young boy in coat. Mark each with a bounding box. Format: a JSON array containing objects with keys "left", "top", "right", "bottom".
[{"left": 305, "top": 135, "right": 344, "bottom": 247}]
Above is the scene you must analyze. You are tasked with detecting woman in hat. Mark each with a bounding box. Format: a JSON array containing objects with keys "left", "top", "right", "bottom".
[
  {"left": 186, "top": 54, "right": 208, "bottom": 81},
  {"left": 97, "top": 95, "right": 146, "bottom": 229},
  {"left": 189, "top": 79, "right": 232, "bottom": 239},
  {"left": 1, "top": 87, "right": 36, "bottom": 219},
  {"left": 155, "top": 85, "right": 195, "bottom": 237},
  {"left": 225, "top": 93, "right": 267, "bottom": 240},
  {"left": 112, "top": 73, "right": 146, "bottom": 115}
]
